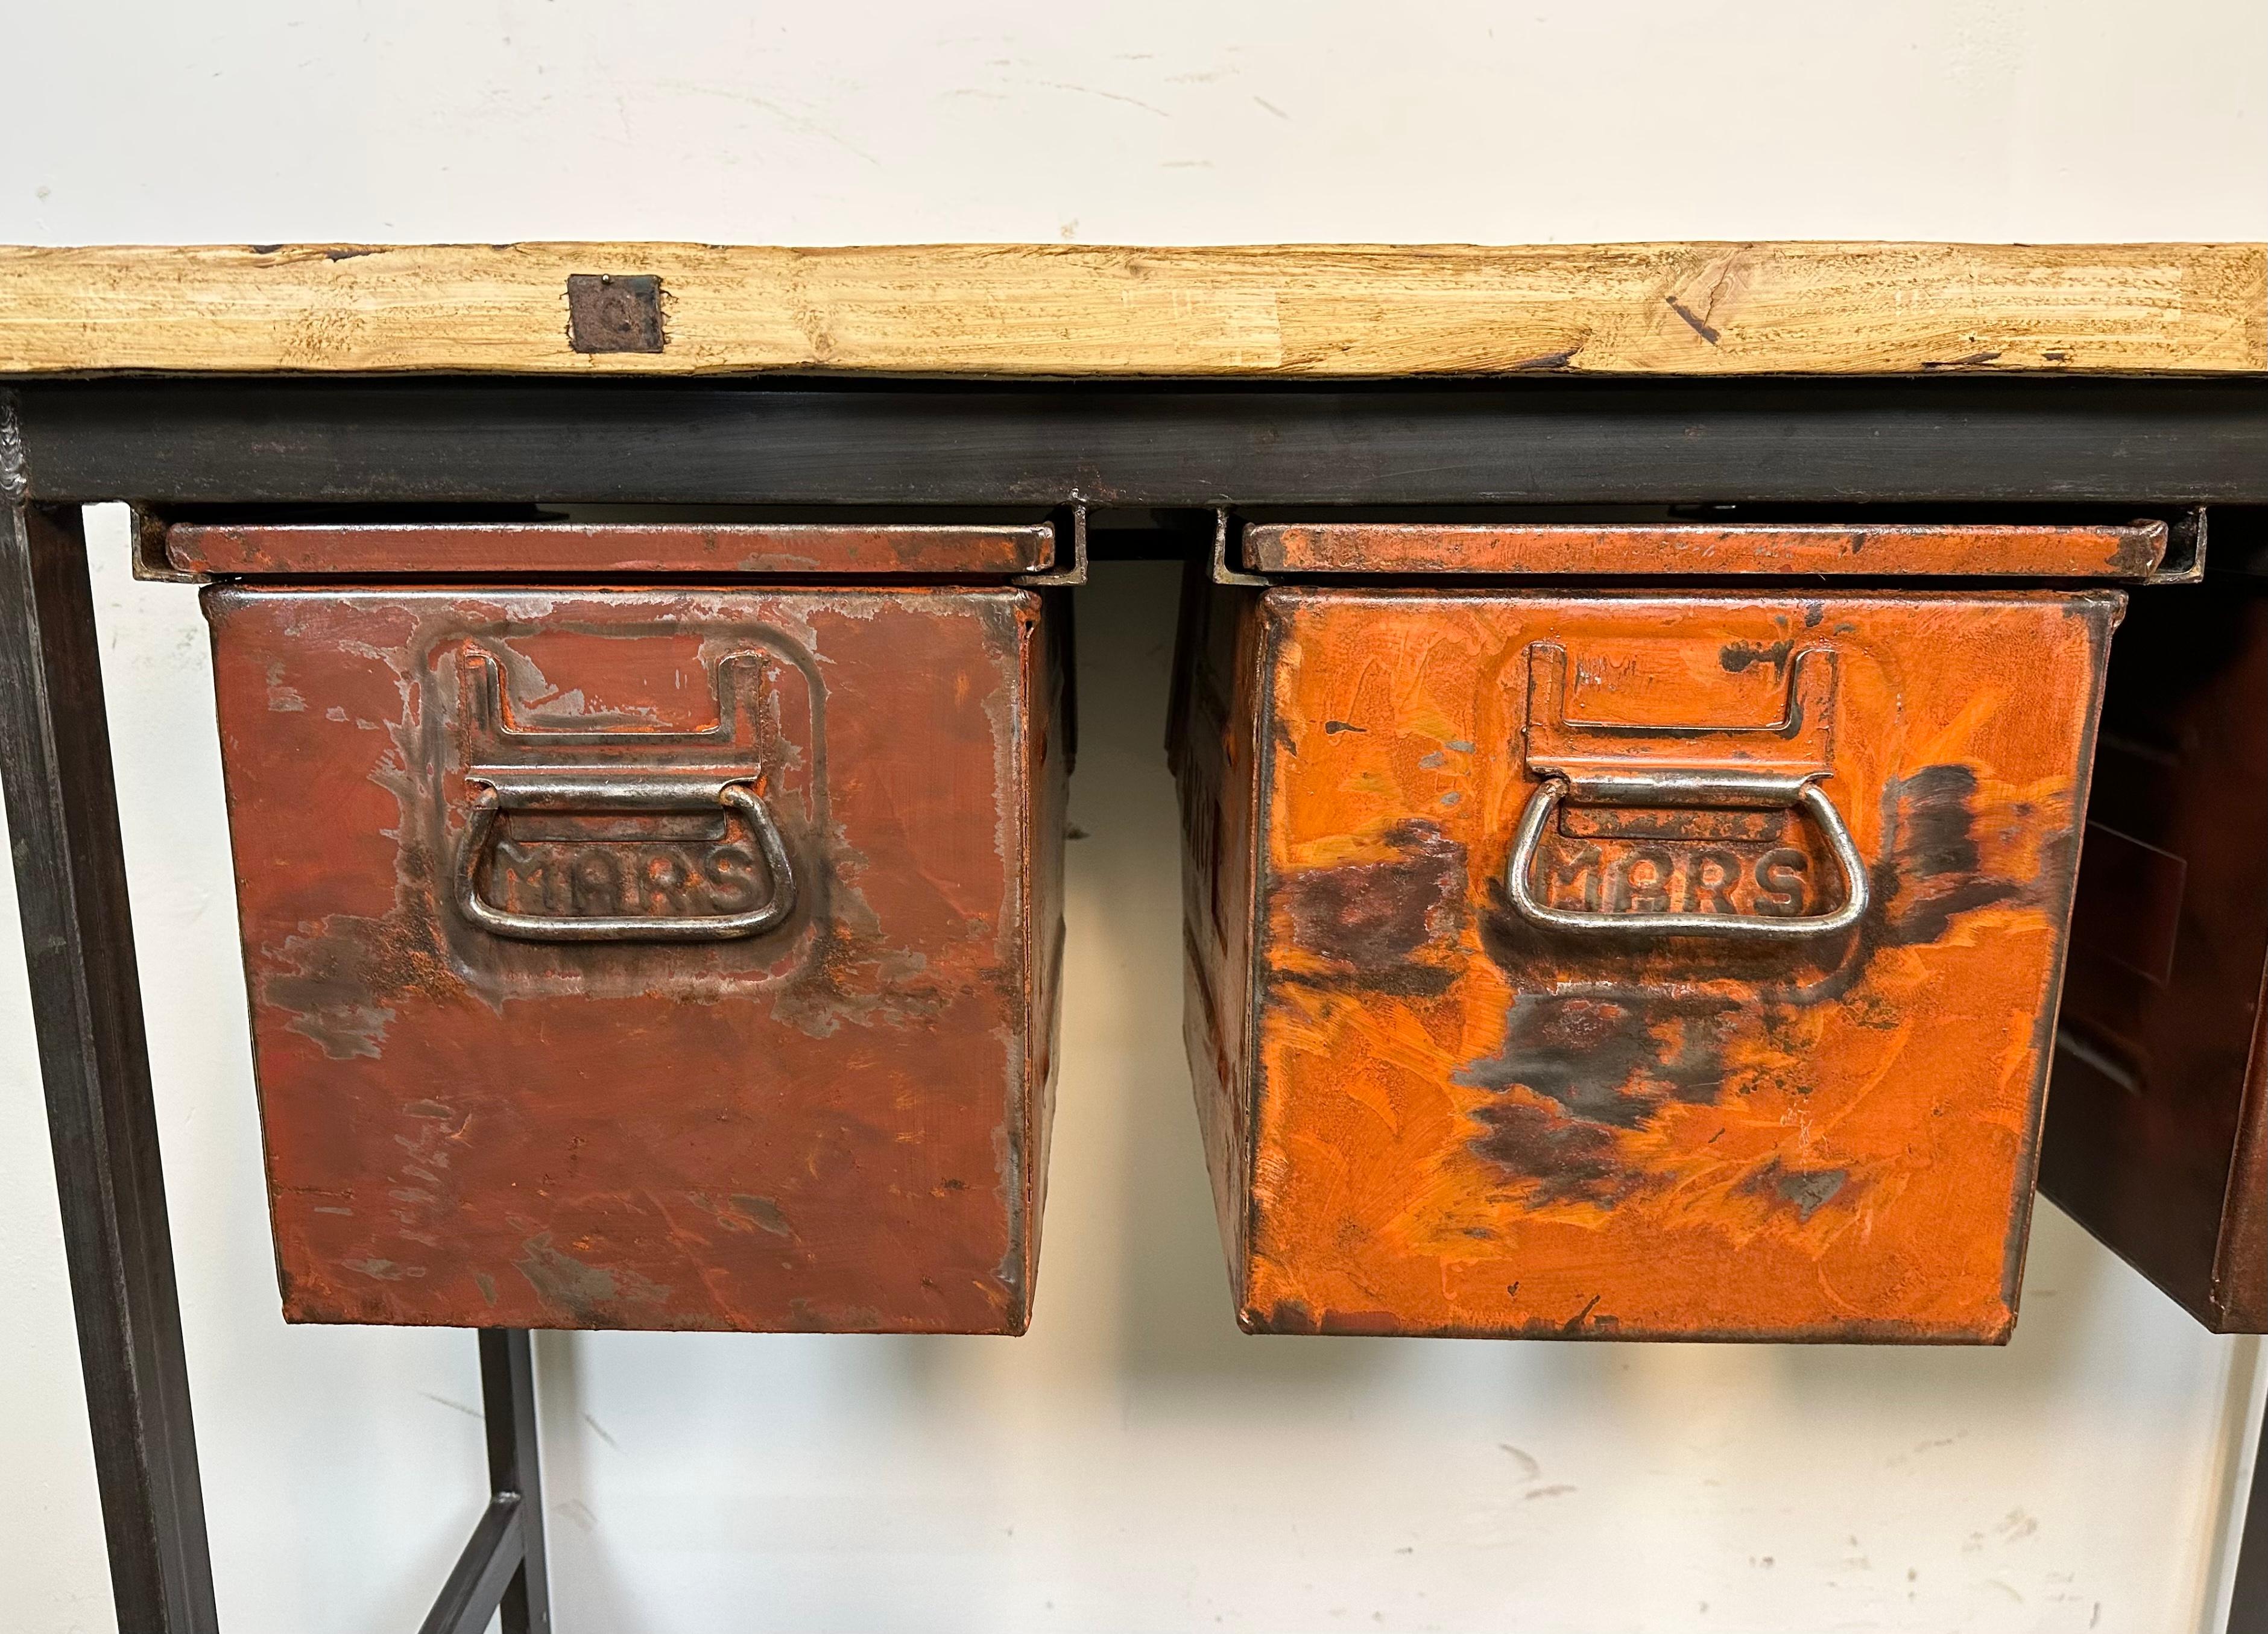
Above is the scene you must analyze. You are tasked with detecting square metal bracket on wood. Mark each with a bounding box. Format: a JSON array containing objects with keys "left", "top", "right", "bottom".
[{"left": 566, "top": 274, "right": 666, "bottom": 354}]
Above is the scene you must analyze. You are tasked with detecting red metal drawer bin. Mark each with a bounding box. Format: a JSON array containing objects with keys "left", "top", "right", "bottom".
[
  {"left": 185, "top": 523, "right": 1067, "bottom": 1334},
  {"left": 1175, "top": 521, "right": 2151, "bottom": 1343},
  {"left": 2044, "top": 566, "right": 2268, "bottom": 1333}
]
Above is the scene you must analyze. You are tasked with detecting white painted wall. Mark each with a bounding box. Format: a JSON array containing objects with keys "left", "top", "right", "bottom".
[{"left": 2, "top": 5, "right": 2265, "bottom": 1631}]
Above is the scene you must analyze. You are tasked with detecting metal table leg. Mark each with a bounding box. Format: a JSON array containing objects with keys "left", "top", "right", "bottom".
[
  {"left": 4, "top": 405, "right": 546, "bottom": 1633},
  {"left": 2230, "top": 1390, "right": 2268, "bottom": 1634},
  {"left": 419, "top": 1332, "right": 551, "bottom": 1634},
  {"left": 0, "top": 423, "right": 218, "bottom": 1632}
]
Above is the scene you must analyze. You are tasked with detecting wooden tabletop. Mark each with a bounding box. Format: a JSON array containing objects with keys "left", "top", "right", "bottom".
[{"left": 0, "top": 241, "right": 2260, "bottom": 377}]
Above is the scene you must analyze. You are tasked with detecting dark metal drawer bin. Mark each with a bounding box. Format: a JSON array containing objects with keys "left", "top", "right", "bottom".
[{"left": 196, "top": 525, "right": 1067, "bottom": 1334}]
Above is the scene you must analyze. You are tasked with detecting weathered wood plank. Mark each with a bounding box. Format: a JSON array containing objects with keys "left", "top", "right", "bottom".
[{"left": 0, "top": 242, "right": 2259, "bottom": 377}]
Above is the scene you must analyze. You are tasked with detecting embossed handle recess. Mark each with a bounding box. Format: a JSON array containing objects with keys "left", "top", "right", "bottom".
[
  {"left": 1505, "top": 771, "right": 1868, "bottom": 941},
  {"left": 454, "top": 778, "right": 795, "bottom": 943}
]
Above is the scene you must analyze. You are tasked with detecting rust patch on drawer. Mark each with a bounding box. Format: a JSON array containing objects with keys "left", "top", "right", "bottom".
[
  {"left": 1180, "top": 579, "right": 2120, "bottom": 1342},
  {"left": 207, "top": 583, "right": 1063, "bottom": 1333}
]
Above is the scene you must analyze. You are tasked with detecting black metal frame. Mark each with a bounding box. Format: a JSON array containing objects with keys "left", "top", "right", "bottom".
[
  {"left": 4, "top": 374, "right": 2266, "bottom": 1632},
  {"left": 13, "top": 374, "right": 2268, "bottom": 508},
  {"left": 0, "top": 479, "right": 216, "bottom": 1634},
  {"left": 0, "top": 435, "right": 551, "bottom": 1634},
  {"left": 419, "top": 1333, "right": 550, "bottom": 1634}
]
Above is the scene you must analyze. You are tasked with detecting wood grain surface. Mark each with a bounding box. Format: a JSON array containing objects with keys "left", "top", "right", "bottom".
[{"left": 1, "top": 242, "right": 2260, "bottom": 376}]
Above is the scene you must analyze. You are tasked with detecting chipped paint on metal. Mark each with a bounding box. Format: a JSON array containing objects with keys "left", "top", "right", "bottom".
[
  {"left": 1178, "top": 576, "right": 2121, "bottom": 1343},
  {"left": 206, "top": 572, "right": 1064, "bottom": 1333},
  {"left": 1242, "top": 520, "right": 2170, "bottom": 580},
  {"left": 167, "top": 520, "right": 1057, "bottom": 579},
  {"left": 0, "top": 392, "right": 24, "bottom": 504}
]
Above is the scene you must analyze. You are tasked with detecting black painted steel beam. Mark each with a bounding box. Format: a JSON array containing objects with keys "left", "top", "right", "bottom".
[{"left": 11, "top": 374, "right": 2268, "bottom": 508}]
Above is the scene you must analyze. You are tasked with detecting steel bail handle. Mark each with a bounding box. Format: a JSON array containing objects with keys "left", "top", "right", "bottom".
[
  {"left": 453, "top": 781, "right": 796, "bottom": 943},
  {"left": 1505, "top": 775, "right": 1869, "bottom": 941}
]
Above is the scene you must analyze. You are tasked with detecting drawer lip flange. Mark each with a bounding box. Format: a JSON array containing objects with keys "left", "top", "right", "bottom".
[
  {"left": 163, "top": 519, "right": 1057, "bottom": 579},
  {"left": 1240, "top": 519, "right": 2170, "bottom": 581}
]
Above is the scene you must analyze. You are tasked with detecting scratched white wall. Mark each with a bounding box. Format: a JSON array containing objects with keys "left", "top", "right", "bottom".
[{"left": 3, "top": 5, "right": 2267, "bottom": 1632}]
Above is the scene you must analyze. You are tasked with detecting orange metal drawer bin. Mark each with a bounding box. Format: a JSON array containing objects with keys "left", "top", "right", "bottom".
[
  {"left": 187, "top": 522, "right": 1068, "bottom": 1334},
  {"left": 1175, "top": 522, "right": 2152, "bottom": 1343}
]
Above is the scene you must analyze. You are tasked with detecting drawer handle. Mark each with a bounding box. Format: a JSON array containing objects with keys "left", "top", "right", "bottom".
[
  {"left": 453, "top": 781, "right": 796, "bottom": 943},
  {"left": 1505, "top": 772, "right": 1869, "bottom": 941}
]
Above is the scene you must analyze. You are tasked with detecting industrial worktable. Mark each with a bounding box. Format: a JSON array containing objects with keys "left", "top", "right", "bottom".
[{"left": 4, "top": 239, "right": 2266, "bottom": 1632}]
